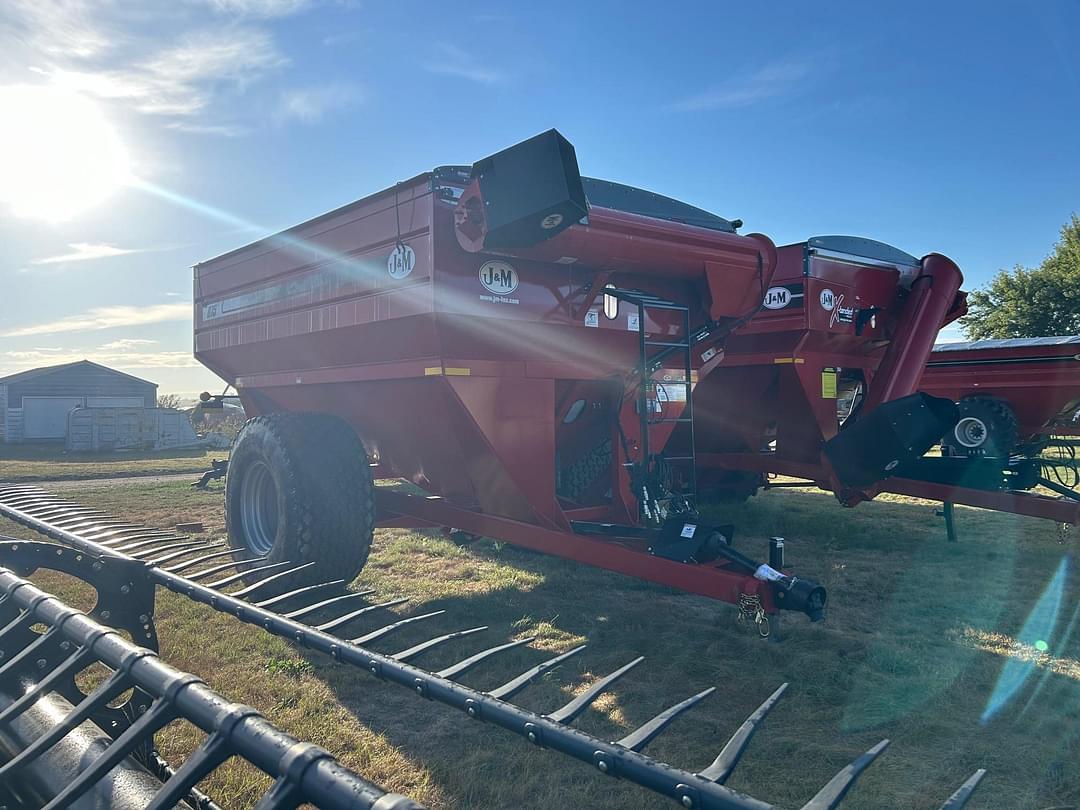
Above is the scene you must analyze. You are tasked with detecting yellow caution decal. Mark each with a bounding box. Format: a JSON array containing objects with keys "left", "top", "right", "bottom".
[{"left": 821, "top": 367, "right": 838, "bottom": 399}]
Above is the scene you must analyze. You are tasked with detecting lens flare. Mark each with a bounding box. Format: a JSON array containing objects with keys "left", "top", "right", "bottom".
[{"left": 981, "top": 554, "right": 1069, "bottom": 723}]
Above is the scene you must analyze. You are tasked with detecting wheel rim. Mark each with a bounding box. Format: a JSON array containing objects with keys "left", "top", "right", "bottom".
[
  {"left": 239, "top": 460, "right": 280, "bottom": 555},
  {"left": 954, "top": 416, "right": 988, "bottom": 448}
]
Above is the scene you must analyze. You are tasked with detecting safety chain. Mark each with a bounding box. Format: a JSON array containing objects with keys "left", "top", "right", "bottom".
[{"left": 736, "top": 593, "right": 770, "bottom": 638}]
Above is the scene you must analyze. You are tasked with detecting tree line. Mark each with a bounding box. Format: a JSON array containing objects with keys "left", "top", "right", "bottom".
[{"left": 959, "top": 214, "right": 1080, "bottom": 340}]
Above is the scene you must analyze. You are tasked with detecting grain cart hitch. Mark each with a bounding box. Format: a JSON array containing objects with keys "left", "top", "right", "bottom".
[
  {"left": 0, "top": 539, "right": 422, "bottom": 810},
  {"left": 0, "top": 485, "right": 987, "bottom": 810}
]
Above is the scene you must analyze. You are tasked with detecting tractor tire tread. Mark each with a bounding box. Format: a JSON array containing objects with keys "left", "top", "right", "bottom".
[{"left": 225, "top": 412, "right": 374, "bottom": 589}]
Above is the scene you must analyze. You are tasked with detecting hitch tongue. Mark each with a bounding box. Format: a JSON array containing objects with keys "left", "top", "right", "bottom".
[{"left": 715, "top": 544, "right": 828, "bottom": 622}]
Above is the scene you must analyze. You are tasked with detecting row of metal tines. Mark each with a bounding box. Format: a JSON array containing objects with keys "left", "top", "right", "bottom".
[
  {"left": 0, "top": 484, "right": 988, "bottom": 810},
  {"left": 0, "top": 557, "right": 423, "bottom": 810}
]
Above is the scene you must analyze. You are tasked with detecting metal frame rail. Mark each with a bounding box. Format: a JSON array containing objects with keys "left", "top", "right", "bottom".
[
  {"left": 0, "top": 484, "right": 987, "bottom": 810},
  {"left": 0, "top": 553, "right": 421, "bottom": 810}
]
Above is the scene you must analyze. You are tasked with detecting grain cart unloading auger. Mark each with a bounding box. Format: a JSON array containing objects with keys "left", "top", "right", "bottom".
[{"left": 192, "top": 129, "right": 841, "bottom": 627}]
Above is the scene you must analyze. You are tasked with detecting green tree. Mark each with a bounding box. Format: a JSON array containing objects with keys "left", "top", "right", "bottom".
[{"left": 960, "top": 214, "right": 1080, "bottom": 339}]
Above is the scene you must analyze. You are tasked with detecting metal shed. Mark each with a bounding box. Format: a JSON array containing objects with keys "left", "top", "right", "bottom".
[{"left": 0, "top": 360, "right": 158, "bottom": 442}]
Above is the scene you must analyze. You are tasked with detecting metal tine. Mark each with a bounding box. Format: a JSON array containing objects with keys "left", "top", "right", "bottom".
[
  {"left": 316, "top": 598, "right": 410, "bottom": 633},
  {"left": 47, "top": 517, "right": 109, "bottom": 530},
  {"left": 254, "top": 579, "right": 349, "bottom": 610},
  {"left": 253, "top": 774, "right": 300, "bottom": 810},
  {"left": 148, "top": 543, "right": 226, "bottom": 566},
  {"left": 615, "top": 687, "right": 716, "bottom": 753},
  {"left": 0, "top": 492, "right": 68, "bottom": 503},
  {"left": 0, "top": 646, "right": 94, "bottom": 725},
  {"left": 115, "top": 535, "right": 191, "bottom": 553},
  {"left": 206, "top": 561, "right": 297, "bottom": 590},
  {"left": 0, "top": 609, "right": 35, "bottom": 646},
  {"left": 231, "top": 562, "right": 316, "bottom": 598},
  {"left": 939, "top": 769, "right": 988, "bottom": 810},
  {"left": 0, "top": 624, "right": 61, "bottom": 678},
  {"left": 146, "top": 732, "right": 234, "bottom": 810},
  {"left": 133, "top": 539, "right": 215, "bottom": 560},
  {"left": 799, "top": 739, "right": 891, "bottom": 810},
  {"left": 488, "top": 645, "right": 588, "bottom": 701},
  {"left": 26, "top": 508, "right": 107, "bottom": 522},
  {"left": 166, "top": 548, "right": 249, "bottom": 573},
  {"left": 188, "top": 556, "right": 270, "bottom": 582},
  {"left": 351, "top": 610, "right": 445, "bottom": 645},
  {"left": 282, "top": 589, "right": 374, "bottom": 620},
  {"left": 698, "top": 682, "right": 789, "bottom": 784},
  {"left": 3, "top": 498, "right": 85, "bottom": 511},
  {"left": 41, "top": 697, "right": 178, "bottom": 810},
  {"left": 110, "top": 533, "right": 187, "bottom": 550},
  {"left": 99, "top": 533, "right": 183, "bottom": 552},
  {"left": 438, "top": 637, "right": 535, "bottom": 680},
  {"left": 0, "top": 666, "right": 137, "bottom": 780},
  {"left": 79, "top": 524, "right": 146, "bottom": 540},
  {"left": 35, "top": 507, "right": 106, "bottom": 520},
  {"left": 547, "top": 656, "right": 645, "bottom": 725},
  {"left": 393, "top": 626, "right": 489, "bottom": 662}
]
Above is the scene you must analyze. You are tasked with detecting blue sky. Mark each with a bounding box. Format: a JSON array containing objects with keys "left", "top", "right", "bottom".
[{"left": 1, "top": 0, "right": 1077, "bottom": 395}]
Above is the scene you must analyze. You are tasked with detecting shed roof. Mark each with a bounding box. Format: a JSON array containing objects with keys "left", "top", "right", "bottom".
[{"left": 0, "top": 360, "right": 157, "bottom": 387}]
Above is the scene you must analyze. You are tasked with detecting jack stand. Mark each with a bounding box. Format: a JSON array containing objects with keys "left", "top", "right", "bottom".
[{"left": 936, "top": 501, "right": 958, "bottom": 542}]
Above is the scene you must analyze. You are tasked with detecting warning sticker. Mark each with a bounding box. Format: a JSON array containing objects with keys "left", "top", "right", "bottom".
[{"left": 821, "top": 367, "right": 838, "bottom": 399}]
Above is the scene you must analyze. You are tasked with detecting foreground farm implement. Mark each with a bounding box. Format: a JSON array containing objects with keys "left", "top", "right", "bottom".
[
  {"left": 0, "top": 540, "right": 421, "bottom": 810},
  {"left": 0, "top": 484, "right": 987, "bottom": 809}
]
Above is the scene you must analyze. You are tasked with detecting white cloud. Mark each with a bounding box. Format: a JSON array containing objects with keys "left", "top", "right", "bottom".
[
  {"left": 201, "top": 0, "right": 311, "bottom": 17},
  {"left": 1, "top": 347, "right": 199, "bottom": 370},
  {"left": 2, "top": 0, "right": 114, "bottom": 59},
  {"left": 51, "top": 29, "right": 288, "bottom": 116},
  {"left": 30, "top": 243, "right": 141, "bottom": 265},
  {"left": 276, "top": 84, "right": 359, "bottom": 123},
  {"left": 2, "top": 303, "right": 191, "bottom": 337},
  {"left": 424, "top": 44, "right": 505, "bottom": 85},
  {"left": 100, "top": 338, "right": 159, "bottom": 350},
  {"left": 165, "top": 121, "right": 252, "bottom": 137},
  {"left": 670, "top": 62, "right": 810, "bottom": 112}
]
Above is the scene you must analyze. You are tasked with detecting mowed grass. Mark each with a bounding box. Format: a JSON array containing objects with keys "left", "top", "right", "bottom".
[
  {"left": 0, "top": 444, "right": 226, "bottom": 482},
  {"left": 2, "top": 479, "right": 1079, "bottom": 809}
]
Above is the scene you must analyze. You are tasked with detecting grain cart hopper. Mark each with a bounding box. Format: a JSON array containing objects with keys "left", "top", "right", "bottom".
[
  {"left": 686, "top": 239, "right": 1080, "bottom": 527},
  {"left": 193, "top": 130, "right": 827, "bottom": 625}
]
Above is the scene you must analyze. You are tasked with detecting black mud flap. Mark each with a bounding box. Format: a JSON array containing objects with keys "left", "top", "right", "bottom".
[{"left": 824, "top": 392, "right": 959, "bottom": 488}]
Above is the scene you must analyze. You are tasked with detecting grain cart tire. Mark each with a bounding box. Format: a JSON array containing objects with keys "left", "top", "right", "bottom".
[
  {"left": 226, "top": 413, "right": 374, "bottom": 589},
  {"left": 943, "top": 396, "right": 1019, "bottom": 458}
]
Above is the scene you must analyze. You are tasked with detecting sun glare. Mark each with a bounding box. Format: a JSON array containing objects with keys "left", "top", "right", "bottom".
[{"left": 0, "top": 85, "right": 131, "bottom": 222}]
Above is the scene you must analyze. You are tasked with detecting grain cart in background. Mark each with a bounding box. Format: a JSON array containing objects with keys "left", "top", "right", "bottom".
[
  {"left": 923, "top": 336, "right": 1080, "bottom": 456},
  {"left": 193, "top": 130, "right": 829, "bottom": 626},
  {"left": 687, "top": 240, "right": 1080, "bottom": 528}
]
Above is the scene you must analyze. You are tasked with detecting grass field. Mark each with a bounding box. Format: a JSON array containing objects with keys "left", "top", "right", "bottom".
[
  {"left": 1, "top": 478, "right": 1078, "bottom": 809},
  {"left": 0, "top": 444, "right": 226, "bottom": 482}
]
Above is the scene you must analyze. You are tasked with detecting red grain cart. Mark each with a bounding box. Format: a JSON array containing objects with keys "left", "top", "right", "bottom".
[
  {"left": 922, "top": 336, "right": 1080, "bottom": 455},
  {"left": 194, "top": 130, "right": 827, "bottom": 627},
  {"left": 684, "top": 237, "right": 965, "bottom": 503},
  {"left": 689, "top": 242, "right": 1080, "bottom": 526}
]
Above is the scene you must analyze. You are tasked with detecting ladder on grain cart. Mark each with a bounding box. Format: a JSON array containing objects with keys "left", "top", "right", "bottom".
[{"left": 606, "top": 288, "right": 698, "bottom": 523}]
